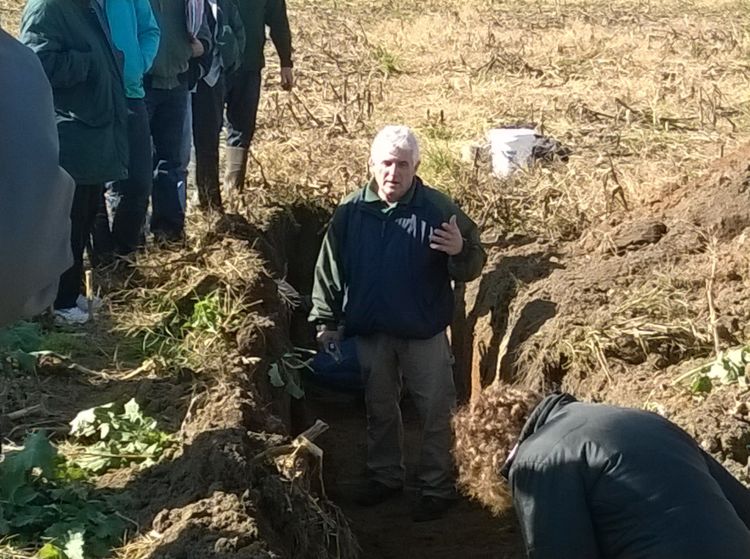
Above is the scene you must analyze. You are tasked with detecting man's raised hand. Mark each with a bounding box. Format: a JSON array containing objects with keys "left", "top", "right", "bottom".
[{"left": 429, "top": 215, "right": 464, "bottom": 256}]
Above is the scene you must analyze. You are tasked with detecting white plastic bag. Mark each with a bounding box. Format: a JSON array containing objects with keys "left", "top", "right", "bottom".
[{"left": 487, "top": 127, "right": 538, "bottom": 177}]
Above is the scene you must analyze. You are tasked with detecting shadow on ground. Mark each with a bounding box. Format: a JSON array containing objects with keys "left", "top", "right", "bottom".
[{"left": 304, "top": 383, "right": 526, "bottom": 559}]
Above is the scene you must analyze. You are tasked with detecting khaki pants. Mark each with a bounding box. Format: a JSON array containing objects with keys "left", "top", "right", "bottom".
[{"left": 356, "top": 331, "right": 457, "bottom": 498}]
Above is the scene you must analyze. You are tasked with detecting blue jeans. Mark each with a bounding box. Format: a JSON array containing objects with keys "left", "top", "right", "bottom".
[
  {"left": 180, "top": 92, "right": 192, "bottom": 194},
  {"left": 145, "top": 84, "right": 189, "bottom": 241}
]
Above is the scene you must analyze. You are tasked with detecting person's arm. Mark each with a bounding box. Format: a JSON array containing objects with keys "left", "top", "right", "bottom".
[
  {"left": 265, "top": 0, "right": 293, "bottom": 89},
  {"left": 20, "top": 1, "right": 92, "bottom": 89},
  {"left": 511, "top": 461, "right": 601, "bottom": 559},
  {"left": 309, "top": 209, "right": 346, "bottom": 329},
  {"left": 703, "top": 451, "right": 750, "bottom": 529},
  {"left": 196, "top": 4, "right": 212, "bottom": 52},
  {"left": 264, "top": 0, "right": 292, "bottom": 68},
  {"left": 135, "top": 0, "right": 160, "bottom": 72},
  {"left": 447, "top": 209, "right": 486, "bottom": 282}
]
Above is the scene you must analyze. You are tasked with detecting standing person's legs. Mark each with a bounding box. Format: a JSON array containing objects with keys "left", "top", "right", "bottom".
[
  {"left": 146, "top": 84, "right": 189, "bottom": 242},
  {"left": 224, "top": 69, "right": 262, "bottom": 148},
  {"left": 179, "top": 92, "right": 192, "bottom": 196},
  {"left": 111, "top": 97, "right": 152, "bottom": 255},
  {"left": 193, "top": 77, "right": 225, "bottom": 211},
  {"left": 90, "top": 185, "right": 115, "bottom": 266},
  {"left": 223, "top": 69, "right": 262, "bottom": 191},
  {"left": 398, "top": 331, "right": 457, "bottom": 500},
  {"left": 356, "top": 333, "right": 405, "bottom": 491},
  {"left": 55, "top": 184, "right": 103, "bottom": 316}
]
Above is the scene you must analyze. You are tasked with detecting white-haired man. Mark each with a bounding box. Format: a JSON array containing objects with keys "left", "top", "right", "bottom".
[{"left": 309, "top": 125, "right": 486, "bottom": 521}]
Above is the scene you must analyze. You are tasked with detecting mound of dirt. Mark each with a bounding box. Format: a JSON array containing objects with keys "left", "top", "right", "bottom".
[
  {"left": 1, "top": 209, "right": 359, "bottom": 559},
  {"left": 117, "top": 216, "right": 358, "bottom": 559},
  {"left": 461, "top": 142, "right": 750, "bottom": 475},
  {"left": 118, "top": 380, "right": 358, "bottom": 559}
]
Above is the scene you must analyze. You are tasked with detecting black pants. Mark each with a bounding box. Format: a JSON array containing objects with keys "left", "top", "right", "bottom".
[
  {"left": 91, "top": 98, "right": 153, "bottom": 260},
  {"left": 192, "top": 76, "right": 225, "bottom": 210},
  {"left": 55, "top": 184, "right": 102, "bottom": 309},
  {"left": 112, "top": 98, "right": 153, "bottom": 253},
  {"left": 224, "top": 69, "right": 262, "bottom": 148}
]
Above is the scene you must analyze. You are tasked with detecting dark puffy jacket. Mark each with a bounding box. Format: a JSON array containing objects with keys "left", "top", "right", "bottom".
[
  {"left": 20, "top": 0, "right": 129, "bottom": 185},
  {"left": 503, "top": 393, "right": 750, "bottom": 559},
  {"left": 310, "top": 177, "right": 486, "bottom": 339},
  {"left": 0, "top": 28, "right": 74, "bottom": 325}
]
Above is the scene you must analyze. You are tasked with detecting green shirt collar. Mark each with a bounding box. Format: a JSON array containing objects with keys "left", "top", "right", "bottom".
[{"left": 363, "top": 177, "right": 417, "bottom": 207}]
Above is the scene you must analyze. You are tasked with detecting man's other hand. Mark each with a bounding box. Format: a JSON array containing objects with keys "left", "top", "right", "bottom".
[
  {"left": 430, "top": 215, "right": 464, "bottom": 256},
  {"left": 190, "top": 38, "right": 204, "bottom": 58},
  {"left": 281, "top": 67, "right": 294, "bottom": 91},
  {"left": 316, "top": 325, "right": 341, "bottom": 348}
]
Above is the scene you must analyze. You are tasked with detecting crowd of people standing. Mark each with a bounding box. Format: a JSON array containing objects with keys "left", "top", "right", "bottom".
[{"left": 16, "top": 0, "right": 293, "bottom": 325}]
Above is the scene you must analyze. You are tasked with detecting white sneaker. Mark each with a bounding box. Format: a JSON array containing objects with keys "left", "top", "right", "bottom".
[
  {"left": 54, "top": 306, "right": 90, "bottom": 325},
  {"left": 76, "top": 294, "right": 103, "bottom": 312}
]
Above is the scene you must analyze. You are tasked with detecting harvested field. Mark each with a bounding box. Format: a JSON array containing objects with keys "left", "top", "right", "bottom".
[{"left": 2, "top": 0, "right": 750, "bottom": 558}]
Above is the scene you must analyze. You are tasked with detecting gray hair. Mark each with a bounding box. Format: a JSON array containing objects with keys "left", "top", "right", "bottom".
[{"left": 370, "top": 125, "right": 420, "bottom": 166}]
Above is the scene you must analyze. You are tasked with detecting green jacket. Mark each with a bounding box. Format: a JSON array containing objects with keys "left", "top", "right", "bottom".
[
  {"left": 310, "top": 178, "right": 486, "bottom": 339},
  {"left": 20, "top": 0, "right": 129, "bottom": 184},
  {"left": 147, "top": 0, "right": 210, "bottom": 89},
  {"left": 232, "top": 0, "right": 292, "bottom": 71}
]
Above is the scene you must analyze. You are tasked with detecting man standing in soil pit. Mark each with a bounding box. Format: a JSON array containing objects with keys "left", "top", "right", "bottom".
[{"left": 309, "top": 125, "right": 486, "bottom": 522}]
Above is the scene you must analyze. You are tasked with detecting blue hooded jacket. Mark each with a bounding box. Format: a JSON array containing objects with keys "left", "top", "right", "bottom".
[{"left": 106, "top": 0, "right": 160, "bottom": 99}]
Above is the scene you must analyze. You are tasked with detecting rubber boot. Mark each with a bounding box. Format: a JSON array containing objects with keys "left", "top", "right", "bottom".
[{"left": 223, "top": 146, "right": 248, "bottom": 200}]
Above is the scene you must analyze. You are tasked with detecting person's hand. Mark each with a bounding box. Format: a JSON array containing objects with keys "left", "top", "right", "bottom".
[
  {"left": 430, "top": 215, "right": 464, "bottom": 256},
  {"left": 316, "top": 325, "right": 341, "bottom": 348},
  {"left": 316, "top": 325, "right": 343, "bottom": 362},
  {"left": 280, "top": 67, "right": 294, "bottom": 91},
  {"left": 190, "top": 38, "right": 204, "bottom": 58}
]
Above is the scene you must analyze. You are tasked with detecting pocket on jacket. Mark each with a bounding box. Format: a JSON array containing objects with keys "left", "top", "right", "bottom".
[{"left": 55, "top": 65, "right": 114, "bottom": 128}]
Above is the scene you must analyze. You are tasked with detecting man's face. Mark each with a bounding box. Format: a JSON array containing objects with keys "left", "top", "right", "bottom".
[{"left": 369, "top": 146, "right": 419, "bottom": 204}]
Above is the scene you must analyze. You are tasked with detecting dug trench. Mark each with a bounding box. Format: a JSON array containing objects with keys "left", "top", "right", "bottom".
[
  {"left": 263, "top": 141, "right": 750, "bottom": 557},
  {"left": 213, "top": 202, "right": 526, "bottom": 559}
]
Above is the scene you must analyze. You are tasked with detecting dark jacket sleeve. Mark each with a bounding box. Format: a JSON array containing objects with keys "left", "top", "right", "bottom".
[
  {"left": 511, "top": 460, "right": 601, "bottom": 559},
  {"left": 264, "top": 0, "right": 292, "bottom": 67},
  {"left": 704, "top": 451, "right": 750, "bottom": 530},
  {"left": 20, "top": 1, "right": 92, "bottom": 88},
  {"left": 309, "top": 207, "right": 346, "bottom": 328},
  {"left": 448, "top": 208, "right": 486, "bottom": 282}
]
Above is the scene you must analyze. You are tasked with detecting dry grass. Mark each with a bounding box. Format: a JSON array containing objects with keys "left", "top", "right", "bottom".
[
  {"left": 244, "top": 0, "right": 750, "bottom": 241},
  {"left": 106, "top": 225, "right": 266, "bottom": 376},
  {"left": 0, "top": 540, "right": 35, "bottom": 559},
  {"left": 507, "top": 240, "right": 731, "bottom": 391},
  {"left": 4, "top": 0, "right": 750, "bottom": 236}
]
